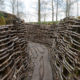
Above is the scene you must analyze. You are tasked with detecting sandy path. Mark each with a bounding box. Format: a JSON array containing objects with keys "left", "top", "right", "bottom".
[{"left": 28, "top": 42, "right": 53, "bottom": 80}]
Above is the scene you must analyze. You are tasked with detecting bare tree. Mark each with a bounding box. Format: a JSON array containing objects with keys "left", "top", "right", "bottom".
[
  {"left": 65, "top": 0, "right": 77, "bottom": 17},
  {"left": 10, "top": 0, "right": 16, "bottom": 14},
  {"left": 56, "top": 0, "right": 58, "bottom": 21},
  {"left": 65, "top": 0, "right": 71, "bottom": 17},
  {"left": 9, "top": 0, "right": 25, "bottom": 18},
  {"left": 38, "top": 0, "right": 41, "bottom": 22},
  {"left": 76, "top": 0, "right": 79, "bottom": 16},
  {"left": 16, "top": 0, "right": 25, "bottom": 18},
  {"left": 52, "top": 0, "right": 54, "bottom": 21},
  {"left": 54, "top": 0, "right": 63, "bottom": 21},
  {"left": 0, "top": 0, "right": 4, "bottom": 10},
  {"left": 16, "top": 0, "right": 19, "bottom": 17},
  {"left": 41, "top": 0, "right": 48, "bottom": 22},
  {"left": 66, "top": 0, "right": 68, "bottom": 17}
]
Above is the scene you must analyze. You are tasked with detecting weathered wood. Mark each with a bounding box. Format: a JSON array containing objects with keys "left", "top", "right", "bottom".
[
  {"left": 0, "top": 20, "right": 32, "bottom": 80},
  {"left": 50, "top": 17, "right": 80, "bottom": 80}
]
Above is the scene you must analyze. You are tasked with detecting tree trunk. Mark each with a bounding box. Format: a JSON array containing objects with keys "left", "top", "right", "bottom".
[
  {"left": 52, "top": 0, "right": 54, "bottom": 22},
  {"left": 77, "top": 0, "right": 79, "bottom": 16},
  {"left": 38, "top": 0, "right": 41, "bottom": 22},
  {"left": 12, "top": 6, "right": 14, "bottom": 14},
  {"left": 17, "top": 0, "right": 19, "bottom": 17},
  {"left": 68, "top": 0, "right": 70, "bottom": 17},
  {"left": 66, "top": 0, "right": 67, "bottom": 17},
  {"left": 66, "top": 0, "right": 70, "bottom": 17},
  {"left": 56, "top": 0, "right": 58, "bottom": 21}
]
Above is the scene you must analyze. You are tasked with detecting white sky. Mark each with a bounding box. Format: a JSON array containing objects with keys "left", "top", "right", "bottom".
[
  {"left": 1, "top": 0, "right": 80, "bottom": 22},
  {"left": 23, "top": 0, "right": 80, "bottom": 22},
  {"left": 23, "top": 0, "right": 38, "bottom": 22}
]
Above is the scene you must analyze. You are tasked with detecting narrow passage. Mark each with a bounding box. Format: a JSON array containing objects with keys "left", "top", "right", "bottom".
[{"left": 28, "top": 42, "right": 53, "bottom": 80}]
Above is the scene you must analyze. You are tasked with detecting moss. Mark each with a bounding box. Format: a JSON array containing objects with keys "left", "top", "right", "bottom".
[
  {"left": 29, "top": 21, "right": 59, "bottom": 25},
  {"left": 75, "top": 69, "right": 80, "bottom": 77},
  {"left": 63, "top": 67, "right": 69, "bottom": 77},
  {"left": 0, "top": 16, "right": 6, "bottom": 25}
]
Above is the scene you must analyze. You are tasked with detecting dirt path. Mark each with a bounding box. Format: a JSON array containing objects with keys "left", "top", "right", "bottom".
[{"left": 28, "top": 42, "right": 53, "bottom": 80}]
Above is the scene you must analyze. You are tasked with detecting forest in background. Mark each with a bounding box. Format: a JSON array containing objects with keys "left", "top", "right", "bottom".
[{"left": 0, "top": 0, "right": 80, "bottom": 23}]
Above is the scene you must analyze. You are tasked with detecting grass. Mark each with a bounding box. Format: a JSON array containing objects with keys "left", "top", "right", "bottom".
[{"left": 29, "top": 21, "right": 59, "bottom": 25}]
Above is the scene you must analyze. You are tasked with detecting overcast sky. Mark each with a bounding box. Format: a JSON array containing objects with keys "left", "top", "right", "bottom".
[
  {"left": 24, "top": 0, "right": 80, "bottom": 22},
  {"left": 2, "top": 0, "right": 80, "bottom": 22}
]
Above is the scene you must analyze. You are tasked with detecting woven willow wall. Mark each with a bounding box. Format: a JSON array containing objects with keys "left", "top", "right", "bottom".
[
  {"left": 0, "top": 17, "right": 80, "bottom": 80},
  {"left": 25, "top": 24, "right": 53, "bottom": 47},
  {"left": 0, "top": 20, "right": 32, "bottom": 80},
  {"left": 50, "top": 18, "right": 80, "bottom": 80}
]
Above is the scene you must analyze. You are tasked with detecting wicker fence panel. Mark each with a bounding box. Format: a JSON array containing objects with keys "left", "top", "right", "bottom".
[
  {"left": 50, "top": 18, "right": 80, "bottom": 80},
  {"left": 0, "top": 20, "right": 32, "bottom": 80}
]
